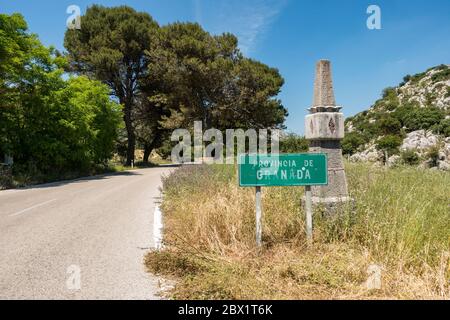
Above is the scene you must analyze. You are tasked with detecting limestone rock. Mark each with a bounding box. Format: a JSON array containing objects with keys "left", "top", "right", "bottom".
[
  {"left": 397, "top": 65, "right": 450, "bottom": 111},
  {"left": 388, "top": 155, "right": 401, "bottom": 167},
  {"left": 350, "top": 143, "right": 382, "bottom": 162},
  {"left": 442, "top": 141, "right": 450, "bottom": 161},
  {"left": 438, "top": 160, "right": 450, "bottom": 171},
  {"left": 400, "top": 130, "right": 439, "bottom": 154},
  {"left": 343, "top": 64, "right": 450, "bottom": 172}
]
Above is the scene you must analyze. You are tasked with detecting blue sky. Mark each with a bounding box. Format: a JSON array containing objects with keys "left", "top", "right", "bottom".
[{"left": 2, "top": 0, "right": 450, "bottom": 134}]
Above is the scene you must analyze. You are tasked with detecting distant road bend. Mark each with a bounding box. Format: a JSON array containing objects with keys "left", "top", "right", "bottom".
[{"left": 0, "top": 167, "right": 174, "bottom": 300}]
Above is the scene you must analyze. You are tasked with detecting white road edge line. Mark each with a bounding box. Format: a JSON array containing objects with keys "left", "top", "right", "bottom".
[
  {"left": 9, "top": 199, "right": 57, "bottom": 217},
  {"left": 153, "top": 204, "right": 164, "bottom": 250}
]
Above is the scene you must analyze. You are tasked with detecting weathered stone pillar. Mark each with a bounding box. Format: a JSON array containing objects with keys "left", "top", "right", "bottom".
[{"left": 305, "top": 60, "right": 350, "bottom": 212}]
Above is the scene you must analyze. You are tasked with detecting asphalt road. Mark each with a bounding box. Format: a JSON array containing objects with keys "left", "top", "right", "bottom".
[{"left": 0, "top": 167, "right": 174, "bottom": 300}]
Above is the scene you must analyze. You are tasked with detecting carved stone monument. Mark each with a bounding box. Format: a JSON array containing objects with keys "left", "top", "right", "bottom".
[{"left": 305, "top": 60, "right": 350, "bottom": 212}]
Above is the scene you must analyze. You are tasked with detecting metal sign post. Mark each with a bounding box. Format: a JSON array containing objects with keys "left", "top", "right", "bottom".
[
  {"left": 304, "top": 185, "right": 313, "bottom": 246},
  {"left": 255, "top": 186, "right": 262, "bottom": 247}
]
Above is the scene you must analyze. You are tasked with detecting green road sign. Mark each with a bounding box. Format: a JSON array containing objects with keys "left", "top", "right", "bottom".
[{"left": 239, "top": 154, "right": 328, "bottom": 187}]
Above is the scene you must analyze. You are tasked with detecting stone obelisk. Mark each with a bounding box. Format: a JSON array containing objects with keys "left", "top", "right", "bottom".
[{"left": 305, "top": 60, "right": 350, "bottom": 212}]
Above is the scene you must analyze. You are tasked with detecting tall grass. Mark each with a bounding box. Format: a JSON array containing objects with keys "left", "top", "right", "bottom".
[{"left": 146, "top": 163, "right": 450, "bottom": 299}]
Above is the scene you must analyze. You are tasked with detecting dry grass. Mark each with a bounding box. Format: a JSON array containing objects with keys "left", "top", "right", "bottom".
[{"left": 145, "top": 163, "right": 450, "bottom": 300}]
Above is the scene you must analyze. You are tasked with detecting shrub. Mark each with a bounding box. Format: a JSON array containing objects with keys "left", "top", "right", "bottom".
[
  {"left": 378, "top": 114, "right": 402, "bottom": 135},
  {"left": 401, "top": 150, "right": 420, "bottom": 166},
  {"left": 376, "top": 135, "right": 403, "bottom": 155},
  {"left": 435, "top": 64, "right": 449, "bottom": 71},
  {"left": 431, "top": 67, "right": 450, "bottom": 82},
  {"left": 441, "top": 118, "right": 450, "bottom": 137},
  {"left": 156, "top": 139, "right": 175, "bottom": 160},
  {"left": 352, "top": 120, "right": 379, "bottom": 141},
  {"left": 403, "top": 107, "right": 445, "bottom": 132},
  {"left": 431, "top": 118, "right": 450, "bottom": 136},
  {"left": 382, "top": 87, "right": 397, "bottom": 99},
  {"left": 379, "top": 87, "right": 400, "bottom": 111},
  {"left": 400, "top": 74, "right": 411, "bottom": 86},
  {"left": 342, "top": 132, "right": 366, "bottom": 155},
  {"left": 392, "top": 103, "right": 416, "bottom": 127},
  {"left": 426, "top": 145, "right": 441, "bottom": 167},
  {"left": 409, "top": 71, "right": 427, "bottom": 84},
  {"left": 280, "top": 133, "right": 309, "bottom": 154}
]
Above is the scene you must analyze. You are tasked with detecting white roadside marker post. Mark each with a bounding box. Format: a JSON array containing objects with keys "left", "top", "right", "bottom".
[
  {"left": 305, "top": 186, "right": 313, "bottom": 246},
  {"left": 255, "top": 186, "right": 262, "bottom": 248}
]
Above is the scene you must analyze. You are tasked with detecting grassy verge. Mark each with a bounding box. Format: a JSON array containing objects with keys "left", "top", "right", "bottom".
[
  {"left": 7, "top": 161, "right": 161, "bottom": 189},
  {"left": 8, "top": 163, "right": 125, "bottom": 188},
  {"left": 145, "top": 163, "right": 450, "bottom": 300}
]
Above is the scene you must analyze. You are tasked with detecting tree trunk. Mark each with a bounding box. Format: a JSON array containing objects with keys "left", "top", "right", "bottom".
[
  {"left": 124, "top": 102, "right": 135, "bottom": 166},
  {"left": 143, "top": 145, "right": 152, "bottom": 163},
  {"left": 142, "top": 132, "right": 162, "bottom": 164}
]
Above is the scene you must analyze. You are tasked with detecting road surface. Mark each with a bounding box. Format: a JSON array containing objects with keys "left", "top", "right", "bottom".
[{"left": 0, "top": 167, "right": 174, "bottom": 300}]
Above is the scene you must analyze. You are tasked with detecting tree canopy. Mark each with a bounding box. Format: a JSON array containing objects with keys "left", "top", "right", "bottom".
[
  {"left": 139, "top": 22, "right": 287, "bottom": 160},
  {"left": 1, "top": 13, "right": 122, "bottom": 176},
  {"left": 145, "top": 22, "right": 286, "bottom": 131},
  {"left": 64, "top": 5, "right": 159, "bottom": 165}
]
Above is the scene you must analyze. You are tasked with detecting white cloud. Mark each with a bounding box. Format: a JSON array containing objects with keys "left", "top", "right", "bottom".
[{"left": 196, "top": 0, "right": 288, "bottom": 55}]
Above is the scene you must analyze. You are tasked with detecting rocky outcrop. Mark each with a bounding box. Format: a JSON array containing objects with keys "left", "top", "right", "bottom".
[
  {"left": 349, "top": 131, "right": 450, "bottom": 170},
  {"left": 350, "top": 143, "right": 382, "bottom": 163},
  {"left": 345, "top": 64, "right": 450, "bottom": 171},
  {"left": 400, "top": 131, "right": 450, "bottom": 170},
  {"left": 400, "top": 130, "right": 439, "bottom": 154},
  {"left": 387, "top": 155, "right": 401, "bottom": 167},
  {"left": 398, "top": 67, "right": 450, "bottom": 111},
  {"left": 438, "top": 160, "right": 450, "bottom": 171},
  {"left": 438, "top": 137, "right": 450, "bottom": 170}
]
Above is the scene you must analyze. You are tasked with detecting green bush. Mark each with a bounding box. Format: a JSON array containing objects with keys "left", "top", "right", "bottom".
[
  {"left": 431, "top": 118, "right": 450, "bottom": 136},
  {"left": 399, "top": 75, "right": 411, "bottom": 87},
  {"left": 156, "top": 139, "right": 176, "bottom": 160},
  {"left": 403, "top": 107, "right": 445, "bottom": 132},
  {"left": 1, "top": 14, "right": 122, "bottom": 179},
  {"left": 378, "top": 114, "right": 402, "bottom": 135},
  {"left": 426, "top": 145, "right": 441, "bottom": 168},
  {"left": 431, "top": 67, "right": 450, "bottom": 82},
  {"left": 280, "top": 133, "right": 309, "bottom": 154},
  {"left": 409, "top": 71, "right": 427, "bottom": 84},
  {"left": 376, "top": 135, "right": 403, "bottom": 155},
  {"left": 11, "top": 76, "right": 122, "bottom": 174},
  {"left": 392, "top": 103, "right": 418, "bottom": 127},
  {"left": 435, "top": 64, "right": 449, "bottom": 71},
  {"left": 352, "top": 121, "right": 379, "bottom": 141},
  {"left": 382, "top": 87, "right": 397, "bottom": 99},
  {"left": 401, "top": 150, "right": 420, "bottom": 166},
  {"left": 441, "top": 118, "right": 450, "bottom": 136},
  {"left": 342, "top": 132, "right": 366, "bottom": 155}
]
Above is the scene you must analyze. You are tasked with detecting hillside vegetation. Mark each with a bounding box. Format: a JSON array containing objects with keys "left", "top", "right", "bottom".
[
  {"left": 344, "top": 65, "right": 450, "bottom": 169},
  {"left": 146, "top": 164, "right": 450, "bottom": 300}
]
